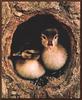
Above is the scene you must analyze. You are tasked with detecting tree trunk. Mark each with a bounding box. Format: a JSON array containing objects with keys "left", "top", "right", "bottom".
[{"left": 2, "top": 1, "right": 80, "bottom": 98}]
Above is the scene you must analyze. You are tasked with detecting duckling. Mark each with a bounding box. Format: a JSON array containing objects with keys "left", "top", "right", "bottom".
[
  {"left": 11, "top": 49, "right": 45, "bottom": 79},
  {"left": 41, "top": 28, "right": 68, "bottom": 70}
]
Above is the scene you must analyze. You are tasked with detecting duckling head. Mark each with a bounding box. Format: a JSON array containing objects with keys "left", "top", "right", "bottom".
[{"left": 41, "top": 28, "right": 59, "bottom": 49}]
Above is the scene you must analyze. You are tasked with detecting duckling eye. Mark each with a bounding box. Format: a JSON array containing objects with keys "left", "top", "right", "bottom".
[
  {"left": 54, "top": 34, "right": 58, "bottom": 39},
  {"left": 42, "top": 36, "right": 46, "bottom": 39},
  {"left": 54, "top": 36, "right": 56, "bottom": 39},
  {"left": 41, "top": 34, "right": 47, "bottom": 40},
  {"left": 54, "top": 36, "right": 57, "bottom": 39}
]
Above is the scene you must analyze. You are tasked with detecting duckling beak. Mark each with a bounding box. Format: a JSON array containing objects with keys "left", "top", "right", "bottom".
[
  {"left": 48, "top": 41, "right": 53, "bottom": 46},
  {"left": 48, "top": 40, "right": 53, "bottom": 49}
]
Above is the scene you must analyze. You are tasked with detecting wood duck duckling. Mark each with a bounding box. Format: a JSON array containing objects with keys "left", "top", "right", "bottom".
[
  {"left": 11, "top": 49, "right": 45, "bottom": 79},
  {"left": 41, "top": 28, "right": 68, "bottom": 70}
]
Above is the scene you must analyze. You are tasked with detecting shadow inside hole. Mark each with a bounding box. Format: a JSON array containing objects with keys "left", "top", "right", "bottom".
[{"left": 11, "top": 13, "right": 72, "bottom": 81}]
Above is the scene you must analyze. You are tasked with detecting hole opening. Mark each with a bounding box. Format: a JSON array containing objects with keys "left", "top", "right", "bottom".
[{"left": 11, "top": 13, "right": 73, "bottom": 80}]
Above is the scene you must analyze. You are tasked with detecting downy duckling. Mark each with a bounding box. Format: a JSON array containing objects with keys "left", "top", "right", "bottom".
[
  {"left": 11, "top": 49, "right": 45, "bottom": 79},
  {"left": 41, "top": 28, "right": 68, "bottom": 70}
]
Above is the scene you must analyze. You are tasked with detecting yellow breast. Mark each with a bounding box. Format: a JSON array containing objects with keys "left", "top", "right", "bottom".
[{"left": 42, "top": 45, "right": 68, "bottom": 70}]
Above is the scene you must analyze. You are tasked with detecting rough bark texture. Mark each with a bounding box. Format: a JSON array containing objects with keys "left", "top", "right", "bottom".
[{"left": 2, "top": 1, "right": 80, "bottom": 98}]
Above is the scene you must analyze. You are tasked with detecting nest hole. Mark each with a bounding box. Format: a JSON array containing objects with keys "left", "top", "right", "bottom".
[{"left": 10, "top": 13, "right": 73, "bottom": 86}]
